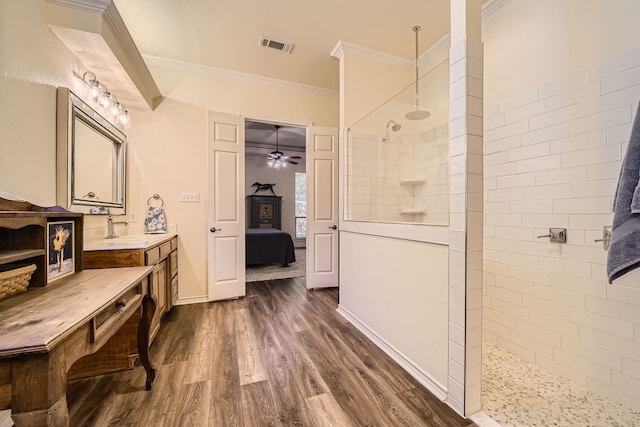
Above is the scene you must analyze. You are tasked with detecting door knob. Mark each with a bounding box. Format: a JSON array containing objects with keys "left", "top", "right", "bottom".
[
  {"left": 329, "top": 225, "right": 337, "bottom": 230},
  {"left": 210, "top": 227, "right": 222, "bottom": 232}
]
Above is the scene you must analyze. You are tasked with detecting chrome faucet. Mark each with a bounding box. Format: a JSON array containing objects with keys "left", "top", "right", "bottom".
[{"left": 106, "top": 215, "right": 128, "bottom": 239}]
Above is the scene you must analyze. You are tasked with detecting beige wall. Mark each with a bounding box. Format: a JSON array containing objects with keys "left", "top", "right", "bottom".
[
  {"left": 0, "top": 0, "right": 92, "bottom": 206},
  {"left": 140, "top": 63, "right": 339, "bottom": 300},
  {"left": 147, "top": 63, "right": 339, "bottom": 128},
  {"left": 125, "top": 98, "right": 209, "bottom": 300},
  {"left": 0, "top": 0, "right": 339, "bottom": 301}
]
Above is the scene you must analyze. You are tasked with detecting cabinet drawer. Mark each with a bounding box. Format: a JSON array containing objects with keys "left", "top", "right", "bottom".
[
  {"left": 91, "top": 285, "right": 142, "bottom": 344},
  {"left": 169, "top": 250, "right": 178, "bottom": 277},
  {"left": 159, "top": 241, "right": 171, "bottom": 259},
  {"left": 145, "top": 247, "right": 160, "bottom": 265},
  {"left": 170, "top": 237, "right": 178, "bottom": 251}
]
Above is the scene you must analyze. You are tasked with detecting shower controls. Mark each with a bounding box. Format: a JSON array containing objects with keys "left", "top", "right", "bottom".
[
  {"left": 537, "top": 228, "right": 567, "bottom": 243},
  {"left": 594, "top": 225, "right": 612, "bottom": 251}
]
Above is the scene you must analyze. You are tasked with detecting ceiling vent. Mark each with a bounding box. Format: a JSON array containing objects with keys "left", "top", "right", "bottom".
[{"left": 259, "top": 36, "right": 294, "bottom": 54}]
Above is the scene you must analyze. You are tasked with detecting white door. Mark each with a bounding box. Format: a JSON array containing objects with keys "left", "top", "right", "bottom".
[
  {"left": 207, "top": 112, "right": 245, "bottom": 300},
  {"left": 306, "top": 126, "right": 339, "bottom": 289}
]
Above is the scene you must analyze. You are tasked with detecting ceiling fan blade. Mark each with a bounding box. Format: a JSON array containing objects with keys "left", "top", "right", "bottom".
[
  {"left": 286, "top": 160, "right": 299, "bottom": 165},
  {"left": 289, "top": 156, "right": 302, "bottom": 159}
]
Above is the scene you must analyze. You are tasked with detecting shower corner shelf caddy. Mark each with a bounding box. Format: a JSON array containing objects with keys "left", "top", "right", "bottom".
[
  {"left": 400, "top": 207, "right": 427, "bottom": 215},
  {"left": 399, "top": 178, "right": 426, "bottom": 186}
]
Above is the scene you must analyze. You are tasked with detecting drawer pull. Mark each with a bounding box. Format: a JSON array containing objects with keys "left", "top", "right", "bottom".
[{"left": 116, "top": 299, "right": 127, "bottom": 311}]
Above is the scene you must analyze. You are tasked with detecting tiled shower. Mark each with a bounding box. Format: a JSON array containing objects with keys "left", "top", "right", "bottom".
[{"left": 482, "top": 47, "right": 640, "bottom": 423}]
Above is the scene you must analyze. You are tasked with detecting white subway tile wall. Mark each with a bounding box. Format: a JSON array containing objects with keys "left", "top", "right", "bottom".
[
  {"left": 483, "top": 50, "right": 640, "bottom": 410},
  {"left": 345, "top": 125, "right": 450, "bottom": 224}
]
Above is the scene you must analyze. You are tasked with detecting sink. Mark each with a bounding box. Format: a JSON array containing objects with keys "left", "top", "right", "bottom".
[{"left": 84, "top": 233, "right": 172, "bottom": 251}]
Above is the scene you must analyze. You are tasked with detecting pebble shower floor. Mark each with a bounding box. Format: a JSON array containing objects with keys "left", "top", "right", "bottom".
[{"left": 482, "top": 342, "right": 640, "bottom": 426}]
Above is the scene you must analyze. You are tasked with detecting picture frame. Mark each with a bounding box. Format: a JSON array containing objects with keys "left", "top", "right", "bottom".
[{"left": 47, "top": 221, "right": 75, "bottom": 283}]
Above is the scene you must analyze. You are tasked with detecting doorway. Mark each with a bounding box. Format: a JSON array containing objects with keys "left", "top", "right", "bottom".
[{"left": 244, "top": 119, "right": 307, "bottom": 282}]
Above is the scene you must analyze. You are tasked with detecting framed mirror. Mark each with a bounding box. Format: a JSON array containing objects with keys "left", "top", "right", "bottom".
[{"left": 56, "top": 88, "right": 126, "bottom": 215}]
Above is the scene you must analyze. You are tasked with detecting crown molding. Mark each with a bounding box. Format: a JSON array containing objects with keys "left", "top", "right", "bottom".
[
  {"left": 482, "top": 0, "right": 511, "bottom": 19},
  {"left": 102, "top": 2, "right": 162, "bottom": 109},
  {"left": 142, "top": 54, "right": 338, "bottom": 97},
  {"left": 47, "top": 0, "right": 162, "bottom": 109},
  {"left": 47, "top": 0, "right": 110, "bottom": 14},
  {"left": 330, "top": 41, "right": 412, "bottom": 69},
  {"left": 330, "top": 36, "right": 450, "bottom": 70}
]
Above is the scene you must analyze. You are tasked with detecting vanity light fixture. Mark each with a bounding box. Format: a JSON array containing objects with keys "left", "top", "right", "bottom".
[
  {"left": 110, "top": 95, "right": 122, "bottom": 116},
  {"left": 82, "top": 71, "right": 103, "bottom": 101},
  {"left": 80, "top": 70, "right": 130, "bottom": 126},
  {"left": 99, "top": 88, "right": 113, "bottom": 109},
  {"left": 117, "top": 109, "right": 129, "bottom": 125}
]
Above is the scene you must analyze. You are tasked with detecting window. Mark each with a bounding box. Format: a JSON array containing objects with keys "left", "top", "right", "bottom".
[{"left": 295, "top": 172, "right": 306, "bottom": 238}]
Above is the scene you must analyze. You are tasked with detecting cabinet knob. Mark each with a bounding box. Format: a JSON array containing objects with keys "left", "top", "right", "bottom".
[
  {"left": 210, "top": 227, "right": 221, "bottom": 233},
  {"left": 116, "top": 299, "right": 127, "bottom": 310}
]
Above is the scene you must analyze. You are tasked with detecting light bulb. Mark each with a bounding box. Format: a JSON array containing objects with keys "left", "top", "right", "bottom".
[
  {"left": 99, "top": 91, "right": 113, "bottom": 108},
  {"left": 110, "top": 101, "right": 122, "bottom": 116}
]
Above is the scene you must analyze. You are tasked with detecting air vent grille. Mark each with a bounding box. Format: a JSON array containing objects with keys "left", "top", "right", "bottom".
[{"left": 259, "top": 36, "right": 294, "bottom": 53}]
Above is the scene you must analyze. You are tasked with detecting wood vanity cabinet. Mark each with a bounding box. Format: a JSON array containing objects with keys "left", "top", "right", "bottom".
[
  {"left": 78, "top": 236, "right": 178, "bottom": 377},
  {"left": 84, "top": 236, "right": 178, "bottom": 339}
]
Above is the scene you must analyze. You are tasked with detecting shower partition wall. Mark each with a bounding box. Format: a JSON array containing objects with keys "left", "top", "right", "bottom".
[{"left": 345, "top": 59, "right": 450, "bottom": 225}]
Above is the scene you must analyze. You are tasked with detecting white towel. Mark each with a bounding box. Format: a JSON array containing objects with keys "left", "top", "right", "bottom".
[{"left": 145, "top": 206, "right": 167, "bottom": 234}]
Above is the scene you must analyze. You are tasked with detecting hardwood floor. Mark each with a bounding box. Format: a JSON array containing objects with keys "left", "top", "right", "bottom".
[{"left": 66, "top": 277, "right": 475, "bottom": 426}]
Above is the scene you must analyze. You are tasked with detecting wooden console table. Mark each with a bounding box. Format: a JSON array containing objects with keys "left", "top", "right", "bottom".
[{"left": 0, "top": 267, "right": 156, "bottom": 427}]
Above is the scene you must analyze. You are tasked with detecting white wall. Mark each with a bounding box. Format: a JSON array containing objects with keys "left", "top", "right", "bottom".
[
  {"left": 339, "top": 233, "right": 449, "bottom": 390},
  {"left": 482, "top": 0, "right": 640, "bottom": 411},
  {"left": 337, "top": 45, "right": 451, "bottom": 399}
]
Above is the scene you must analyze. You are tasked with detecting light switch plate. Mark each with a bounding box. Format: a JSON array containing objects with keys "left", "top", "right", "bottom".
[{"left": 180, "top": 192, "right": 200, "bottom": 202}]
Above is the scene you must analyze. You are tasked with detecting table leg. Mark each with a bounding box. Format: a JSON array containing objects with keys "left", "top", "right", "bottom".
[
  {"left": 137, "top": 293, "right": 157, "bottom": 390},
  {"left": 10, "top": 352, "right": 69, "bottom": 427}
]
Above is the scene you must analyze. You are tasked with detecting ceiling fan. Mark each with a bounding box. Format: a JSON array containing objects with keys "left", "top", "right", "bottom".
[{"left": 267, "top": 125, "right": 301, "bottom": 168}]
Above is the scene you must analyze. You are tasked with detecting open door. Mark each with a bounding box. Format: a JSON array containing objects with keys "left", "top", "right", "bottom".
[
  {"left": 207, "top": 112, "right": 245, "bottom": 300},
  {"left": 306, "top": 126, "right": 339, "bottom": 289}
]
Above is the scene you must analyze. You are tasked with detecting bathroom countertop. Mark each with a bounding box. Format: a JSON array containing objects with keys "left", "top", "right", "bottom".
[{"left": 84, "top": 233, "right": 177, "bottom": 251}]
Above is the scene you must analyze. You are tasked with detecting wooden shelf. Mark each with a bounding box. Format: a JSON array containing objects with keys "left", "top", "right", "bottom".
[
  {"left": 0, "top": 198, "right": 84, "bottom": 288},
  {"left": 399, "top": 178, "right": 426, "bottom": 186},
  {"left": 0, "top": 249, "right": 45, "bottom": 266}
]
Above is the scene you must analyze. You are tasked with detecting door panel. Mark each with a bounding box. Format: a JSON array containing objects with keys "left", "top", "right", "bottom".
[
  {"left": 307, "top": 126, "right": 339, "bottom": 289},
  {"left": 207, "top": 112, "right": 245, "bottom": 300}
]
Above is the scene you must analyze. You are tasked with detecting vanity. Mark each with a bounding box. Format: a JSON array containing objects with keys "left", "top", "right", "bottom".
[
  {"left": 84, "top": 233, "right": 179, "bottom": 341},
  {"left": 0, "top": 199, "right": 157, "bottom": 426}
]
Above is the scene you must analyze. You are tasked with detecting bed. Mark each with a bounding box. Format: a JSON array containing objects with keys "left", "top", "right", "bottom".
[{"left": 246, "top": 228, "right": 296, "bottom": 266}]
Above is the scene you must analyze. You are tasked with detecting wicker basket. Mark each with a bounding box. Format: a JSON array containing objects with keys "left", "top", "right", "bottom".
[{"left": 0, "top": 264, "right": 36, "bottom": 302}]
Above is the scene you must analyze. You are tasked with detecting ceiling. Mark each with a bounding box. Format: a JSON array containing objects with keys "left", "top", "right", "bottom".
[
  {"left": 245, "top": 120, "right": 306, "bottom": 158},
  {"left": 112, "top": 0, "right": 451, "bottom": 92}
]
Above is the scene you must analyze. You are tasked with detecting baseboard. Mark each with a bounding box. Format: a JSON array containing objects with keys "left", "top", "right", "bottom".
[
  {"left": 336, "top": 304, "right": 447, "bottom": 401},
  {"left": 174, "top": 295, "right": 209, "bottom": 306},
  {"left": 469, "top": 411, "right": 503, "bottom": 427}
]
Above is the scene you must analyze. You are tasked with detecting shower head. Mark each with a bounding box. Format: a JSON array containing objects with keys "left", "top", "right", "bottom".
[
  {"left": 387, "top": 120, "right": 401, "bottom": 132},
  {"left": 405, "top": 25, "right": 430, "bottom": 121},
  {"left": 382, "top": 120, "right": 401, "bottom": 142}
]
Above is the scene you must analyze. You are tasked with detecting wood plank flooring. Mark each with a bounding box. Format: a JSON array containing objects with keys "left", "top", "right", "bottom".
[{"left": 66, "top": 277, "right": 475, "bottom": 426}]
